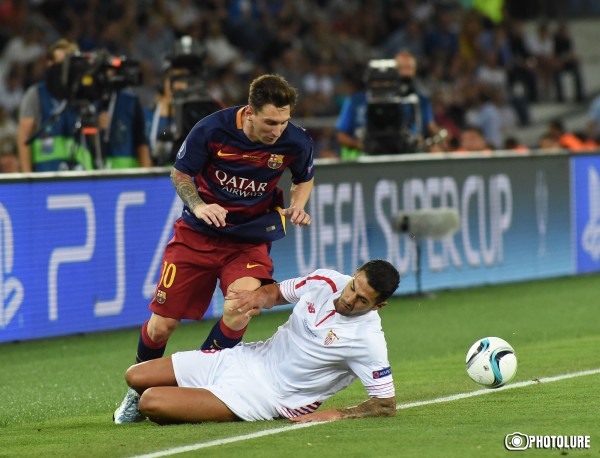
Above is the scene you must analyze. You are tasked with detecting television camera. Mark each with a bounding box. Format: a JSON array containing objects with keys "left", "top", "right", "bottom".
[
  {"left": 153, "top": 35, "right": 222, "bottom": 165},
  {"left": 364, "top": 59, "right": 420, "bottom": 155},
  {"left": 45, "top": 50, "right": 142, "bottom": 104},
  {"left": 42, "top": 50, "right": 143, "bottom": 169}
]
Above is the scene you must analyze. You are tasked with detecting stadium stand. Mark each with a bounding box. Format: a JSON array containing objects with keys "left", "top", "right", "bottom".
[{"left": 1, "top": 0, "right": 600, "bottom": 169}]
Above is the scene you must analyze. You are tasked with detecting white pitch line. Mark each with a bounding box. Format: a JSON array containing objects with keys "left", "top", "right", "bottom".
[
  {"left": 129, "top": 368, "right": 600, "bottom": 458},
  {"left": 397, "top": 367, "right": 600, "bottom": 409}
]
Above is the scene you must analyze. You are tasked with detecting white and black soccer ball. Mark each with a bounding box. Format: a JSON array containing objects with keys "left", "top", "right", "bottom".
[{"left": 465, "top": 337, "right": 518, "bottom": 388}]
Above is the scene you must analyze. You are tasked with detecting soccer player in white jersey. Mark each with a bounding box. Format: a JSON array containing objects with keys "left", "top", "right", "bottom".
[{"left": 121, "top": 259, "right": 400, "bottom": 424}]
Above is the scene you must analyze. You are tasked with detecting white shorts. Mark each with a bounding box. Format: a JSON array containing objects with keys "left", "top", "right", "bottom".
[{"left": 171, "top": 347, "right": 280, "bottom": 421}]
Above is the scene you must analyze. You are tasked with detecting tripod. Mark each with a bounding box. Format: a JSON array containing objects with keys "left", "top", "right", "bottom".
[{"left": 72, "top": 101, "right": 104, "bottom": 170}]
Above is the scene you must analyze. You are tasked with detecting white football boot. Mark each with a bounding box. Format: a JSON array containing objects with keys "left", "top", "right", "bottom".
[{"left": 113, "top": 388, "right": 146, "bottom": 424}]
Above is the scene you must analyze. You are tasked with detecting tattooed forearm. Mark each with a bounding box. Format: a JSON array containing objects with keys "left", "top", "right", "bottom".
[
  {"left": 170, "top": 167, "right": 204, "bottom": 211},
  {"left": 338, "top": 396, "right": 396, "bottom": 419}
]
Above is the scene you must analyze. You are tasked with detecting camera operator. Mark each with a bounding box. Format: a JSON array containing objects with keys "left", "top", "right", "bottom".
[
  {"left": 393, "top": 51, "right": 439, "bottom": 150},
  {"left": 145, "top": 36, "right": 223, "bottom": 166},
  {"left": 18, "top": 39, "right": 94, "bottom": 172},
  {"left": 19, "top": 41, "right": 151, "bottom": 171},
  {"left": 97, "top": 73, "right": 152, "bottom": 169},
  {"left": 335, "top": 68, "right": 368, "bottom": 160},
  {"left": 351, "top": 51, "right": 439, "bottom": 156}
]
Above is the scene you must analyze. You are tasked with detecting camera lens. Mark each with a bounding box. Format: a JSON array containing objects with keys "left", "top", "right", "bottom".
[{"left": 510, "top": 435, "right": 523, "bottom": 447}]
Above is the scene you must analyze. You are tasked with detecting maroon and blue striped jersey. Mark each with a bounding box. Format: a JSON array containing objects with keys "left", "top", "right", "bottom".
[{"left": 173, "top": 106, "right": 315, "bottom": 243}]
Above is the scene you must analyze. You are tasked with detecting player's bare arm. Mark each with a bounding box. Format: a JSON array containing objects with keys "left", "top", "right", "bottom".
[
  {"left": 170, "top": 167, "right": 227, "bottom": 227},
  {"left": 225, "top": 284, "right": 288, "bottom": 318},
  {"left": 283, "top": 177, "right": 314, "bottom": 225},
  {"left": 289, "top": 396, "right": 396, "bottom": 423}
]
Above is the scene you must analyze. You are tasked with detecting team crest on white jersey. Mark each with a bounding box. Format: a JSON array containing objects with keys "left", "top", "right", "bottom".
[
  {"left": 268, "top": 154, "right": 283, "bottom": 169},
  {"left": 324, "top": 329, "right": 339, "bottom": 346}
]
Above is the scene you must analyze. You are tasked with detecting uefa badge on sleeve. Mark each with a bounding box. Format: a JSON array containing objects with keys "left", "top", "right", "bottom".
[{"left": 177, "top": 141, "right": 187, "bottom": 159}]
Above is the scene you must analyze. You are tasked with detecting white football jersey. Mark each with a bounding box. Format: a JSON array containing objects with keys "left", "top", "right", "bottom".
[{"left": 237, "top": 268, "right": 395, "bottom": 418}]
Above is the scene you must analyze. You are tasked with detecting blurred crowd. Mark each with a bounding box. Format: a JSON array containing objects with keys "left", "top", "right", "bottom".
[{"left": 0, "top": 0, "right": 599, "bottom": 172}]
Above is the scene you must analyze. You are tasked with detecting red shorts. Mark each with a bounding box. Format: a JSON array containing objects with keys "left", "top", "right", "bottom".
[{"left": 149, "top": 219, "right": 274, "bottom": 320}]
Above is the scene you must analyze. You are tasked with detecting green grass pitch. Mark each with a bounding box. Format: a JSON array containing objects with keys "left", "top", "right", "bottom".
[{"left": 1, "top": 273, "right": 599, "bottom": 458}]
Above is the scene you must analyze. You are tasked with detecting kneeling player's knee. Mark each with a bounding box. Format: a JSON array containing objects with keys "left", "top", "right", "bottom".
[
  {"left": 125, "top": 365, "right": 142, "bottom": 390},
  {"left": 138, "top": 388, "right": 161, "bottom": 417}
]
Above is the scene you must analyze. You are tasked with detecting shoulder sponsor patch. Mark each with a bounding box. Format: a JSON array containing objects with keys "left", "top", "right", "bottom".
[
  {"left": 372, "top": 367, "right": 392, "bottom": 379},
  {"left": 302, "top": 318, "right": 318, "bottom": 339}
]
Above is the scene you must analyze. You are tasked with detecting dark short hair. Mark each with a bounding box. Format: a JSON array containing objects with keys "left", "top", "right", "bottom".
[
  {"left": 358, "top": 260, "right": 400, "bottom": 303},
  {"left": 248, "top": 74, "right": 297, "bottom": 112}
]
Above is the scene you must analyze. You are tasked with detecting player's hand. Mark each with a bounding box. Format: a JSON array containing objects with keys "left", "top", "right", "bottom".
[
  {"left": 281, "top": 206, "right": 311, "bottom": 226},
  {"left": 193, "top": 203, "right": 228, "bottom": 227},
  {"left": 289, "top": 410, "right": 342, "bottom": 423},
  {"left": 226, "top": 288, "right": 271, "bottom": 318}
]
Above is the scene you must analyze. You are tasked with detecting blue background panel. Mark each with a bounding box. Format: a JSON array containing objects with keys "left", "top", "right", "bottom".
[
  {"left": 0, "top": 153, "right": 581, "bottom": 342},
  {"left": 572, "top": 155, "right": 600, "bottom": 273}
]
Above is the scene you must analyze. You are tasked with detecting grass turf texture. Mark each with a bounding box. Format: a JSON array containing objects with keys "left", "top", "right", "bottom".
[{"left": 1, "top": 273, "right": 599, "bottom": 458}]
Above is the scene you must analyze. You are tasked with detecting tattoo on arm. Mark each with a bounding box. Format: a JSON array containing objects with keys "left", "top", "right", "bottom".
[
  {"left": 170, "top": 168, "right": 204, "bottom": 211},
  {"left": 338, "top": 396, "right": 396, "bottom": 419}
]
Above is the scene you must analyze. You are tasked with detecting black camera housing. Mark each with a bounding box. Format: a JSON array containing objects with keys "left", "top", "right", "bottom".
[
  {"left": 46, "top": 51, "right": 142, "bottom": 103},
  {"left": 160, "top": 36, "right": 222, "bottom": 164},
  {"left": 364, "top": 59, "right": 419, "bottom": 155}
]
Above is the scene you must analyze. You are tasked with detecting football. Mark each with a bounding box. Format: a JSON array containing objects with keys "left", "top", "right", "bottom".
[{"left": 465, "top": 337, "right": 518, "bottom": 388}]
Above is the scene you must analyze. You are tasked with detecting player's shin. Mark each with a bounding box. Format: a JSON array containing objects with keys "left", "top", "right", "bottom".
[
  {"left": 136, "top": 320, "right": 168, "bottom": 363},
  {"left": 199, "top": 317, "right": 247, "bottom": 350}
]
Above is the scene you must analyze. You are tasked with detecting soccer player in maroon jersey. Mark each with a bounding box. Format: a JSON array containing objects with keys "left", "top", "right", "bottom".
[{"left": 114, "top": 74, "right": 314, "bottom": 423}]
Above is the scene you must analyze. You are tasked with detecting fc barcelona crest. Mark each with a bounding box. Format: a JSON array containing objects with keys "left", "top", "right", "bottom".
[
  {"left": 268, "top": 154, "right": 284, "bottom": 169},
  {"left": 324, "top": 329, "right": 339, "bottom": 346},
  {"left": 156, "top": 289, "right": 167, "bottom": 304}
]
